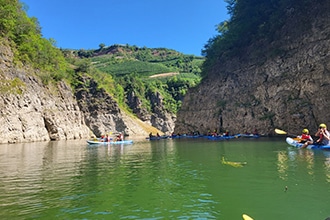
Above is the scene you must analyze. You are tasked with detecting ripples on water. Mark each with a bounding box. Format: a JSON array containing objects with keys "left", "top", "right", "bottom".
[{"left": 0, "top": 138, "right": 330, "bottom": 219}]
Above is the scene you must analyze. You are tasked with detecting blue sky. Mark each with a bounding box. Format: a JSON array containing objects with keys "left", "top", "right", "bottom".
[{"left": 21, "top": 0, "right": 229, "bottom": 56}]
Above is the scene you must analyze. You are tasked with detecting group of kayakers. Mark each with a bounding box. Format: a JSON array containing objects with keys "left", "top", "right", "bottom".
[
  {"left": 297, "top": 123, "right": 330, "bottom": 148},
  {"left": 98, "top": 132, "right": 124, "bottom": 142}
]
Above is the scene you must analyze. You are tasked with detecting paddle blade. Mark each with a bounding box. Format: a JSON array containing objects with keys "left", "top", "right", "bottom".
[
  {"left": 243, "top": 214, "right": 254, "bottom": 220},
  {"left": 275, "top": 128, "right": 287, "bottom": 135}
]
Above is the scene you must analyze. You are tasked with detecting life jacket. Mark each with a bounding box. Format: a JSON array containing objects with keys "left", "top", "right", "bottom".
[{"left": 301, "top": 134, "right": 312, "bottom": 141}]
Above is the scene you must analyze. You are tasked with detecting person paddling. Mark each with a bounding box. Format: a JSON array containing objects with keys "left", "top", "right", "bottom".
[
  {"left": 116, "top": 132, "right": 124, "bottom": 141},
  {"left": 299, "top": 128, "right": 313, "bottom": 148},
  {"left": 315, "top": 123, "right": 330, "bottom": 145}
]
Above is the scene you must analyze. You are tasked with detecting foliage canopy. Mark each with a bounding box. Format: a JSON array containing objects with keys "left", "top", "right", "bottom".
[
  {"left": 0, "top": 0, "right": 68, "bottom": 78},
  {"left": 202, "top": 0, "right": 319, "bottom": 77}
]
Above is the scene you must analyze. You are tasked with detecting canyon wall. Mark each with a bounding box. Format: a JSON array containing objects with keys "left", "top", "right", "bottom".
[
  {"left": 175, "top": 2, "right": 330, "bottom": 135},
  {"left": 0, "top": 41, "right": 163, "bottom": 144}
]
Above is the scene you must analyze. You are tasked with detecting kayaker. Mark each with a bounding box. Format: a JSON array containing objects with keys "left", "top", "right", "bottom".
[
  {"left": 104, "top": 134, "right": 111, "bottom": 142},
  {"left": 116, "top": 132, "right": 124, "bottom": 141},
  {"left": 315, "top": 123, "right": 330, "bottom": 145},
  {"left": 299, "top": 128, "right": 313, "bottom": 148},
  {"left": 253, "top": 128, "right": 259, "bottom": 135}
]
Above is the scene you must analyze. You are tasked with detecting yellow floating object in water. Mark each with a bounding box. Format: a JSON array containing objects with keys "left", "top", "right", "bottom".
[
  {"left": 275, "top": 128, "right": 287, "bottom": 134},
  {"left": 221, "top": 157, "right": 247, "bottom": 168},
  {"left": 242, "top": 214, "right": 254, "bottom": 220}
]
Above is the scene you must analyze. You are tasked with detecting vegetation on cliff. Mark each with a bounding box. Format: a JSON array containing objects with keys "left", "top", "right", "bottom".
[
  {"left": 202, "top": 0, "right": 325, "bottom": 78},
  {"left": 0, "top": 0, "right": 68, "bottom": 82}
]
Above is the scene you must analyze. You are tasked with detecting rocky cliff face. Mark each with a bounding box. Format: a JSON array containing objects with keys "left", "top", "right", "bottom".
[
  {"left": 74, "top": 75, "right": 126, "bottom": 137},
  {"left": 175, "top": 2, "right": 330, "bottom": 135},
  {"left": 0, "top": 43, "right": 90, "bottom": 143},
  {"left": 127, "top": 90, "right": 176, "bottom": 134},
  {"left": 0, "top": 41, "right": 161, "bottom": 144},
  {"left": 74, "top": 75, "right": 163, "bottom": 137}
]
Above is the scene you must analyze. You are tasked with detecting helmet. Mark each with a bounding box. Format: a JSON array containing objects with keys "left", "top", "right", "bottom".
[
  {"left": 302, "top": 129, "right": 309, "bottom": 134},
  {"left": 319, "top": 123, "right": 327, "bottom": 128}
]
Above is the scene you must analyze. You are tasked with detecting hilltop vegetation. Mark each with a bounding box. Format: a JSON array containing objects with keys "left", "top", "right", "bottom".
[
  {"left": 202, "top": 0, "right": 323, "bottom": 77},
  {"left": 64, "top": 44, "right": 203, "bottom": 114}
]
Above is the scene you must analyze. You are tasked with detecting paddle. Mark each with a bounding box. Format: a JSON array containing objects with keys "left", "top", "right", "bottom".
[
  {"left": 275, "top": 128, "right": 287, "bottom": 135},
  {"left": 275, "top": 128, "right": 301, "bottom": 141},
  {"left": 221, "top": 157, "right": 247, "bottom": 168},
  {"left": 242, "top": 214, "right": 253, "bottom": 220}
]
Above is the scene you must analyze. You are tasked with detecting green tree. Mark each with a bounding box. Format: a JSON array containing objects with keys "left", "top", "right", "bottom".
[
  {"left": 0, "top": 0, "right": 68, "bottom": 78},
  {"left": 99, "top": 43, "right": 105, "bottom": 49}
]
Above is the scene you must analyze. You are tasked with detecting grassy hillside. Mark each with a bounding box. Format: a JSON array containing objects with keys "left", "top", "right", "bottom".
[
  {"left": 64, "top": 45, "right": 203, "bottom": 114},
  {"left": 76, "top": 44, "right": 203, "bottom": 76}
]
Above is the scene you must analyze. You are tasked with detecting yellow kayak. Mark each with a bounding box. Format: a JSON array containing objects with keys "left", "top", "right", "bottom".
[{"left": 243, "top": 214, "right": 253, "bottom": 220}]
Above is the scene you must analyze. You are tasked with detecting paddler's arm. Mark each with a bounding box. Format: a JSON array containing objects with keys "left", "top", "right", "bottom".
[{"left": 322, "top": 130, "right": 330, "bottom": 140}]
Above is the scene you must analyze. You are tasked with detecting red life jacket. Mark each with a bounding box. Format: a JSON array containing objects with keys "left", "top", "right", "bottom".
[{"left": 301, "top": 134, "right": 311, "bottom": 140}]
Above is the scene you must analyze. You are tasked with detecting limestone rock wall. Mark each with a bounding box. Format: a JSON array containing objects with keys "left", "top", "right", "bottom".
[
  {"left": 0, "top": 41, "right": 91, "bottom": 143},
  {"left": 74, "top": 75, "right": 127, "bottom": 137},
  {"left": 0, "top": 74, "right": 91, "bottom": 143},
  {"left": 127, "top": 90, "right": 176, "bottom": 134},
  {"left": 0, "top": 41, "right": 160, "bottom": 144}
]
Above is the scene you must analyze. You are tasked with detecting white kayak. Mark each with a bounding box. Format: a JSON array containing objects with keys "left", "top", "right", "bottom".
[{"left": 286, "top": 137, "right": 330, "bottom": 150}]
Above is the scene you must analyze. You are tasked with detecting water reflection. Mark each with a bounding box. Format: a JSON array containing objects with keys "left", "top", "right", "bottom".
[
  {"left": 0, "top": 141, "right": 87, "bottom": 218},
  {"left": 300, "top": 150, "right": 315, "bottom": 175},
  {"left": 277, "top": 151, "right": 288, "bottom": 180},
  {"left": 1, "top": 140, "right": 330, "bottom": 219},
  {"left": 276, "top": 148, "right": 330, "bottom": 181},
  {"left": 323, "top": 151, "right": 330, "bottom": 183},
  {"left": 106, "top": 143, "right": 124, "bottom": 157}
]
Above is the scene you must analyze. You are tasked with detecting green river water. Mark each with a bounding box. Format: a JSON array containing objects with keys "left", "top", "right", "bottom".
[{"left": 0, "top": 137, "right": 330, "bottom": 220}]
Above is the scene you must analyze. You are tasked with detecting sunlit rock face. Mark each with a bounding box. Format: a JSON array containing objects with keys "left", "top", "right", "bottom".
[
  {"left": 0, "top": 66, "right": 91, "bottom": 143},
  {"left": 0, "top": 43, "right": 158, "bottom": 144},
  {"left": 175, "top": 2, "right": 330, "bottom": 135}
]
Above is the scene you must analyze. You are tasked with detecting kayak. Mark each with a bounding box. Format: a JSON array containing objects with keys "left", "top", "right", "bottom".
[
  {"left": 171, "top": 134, "right": 205, "bottom": 139},
  {"left": 146, "top": 136, "right": 170, "bottom": 140},
  {"left": 207, "top": 134, "right": 240, "bottom": 140},
  {"left": 87, "top": 140, "right": 133, "bottom": 145},
  {"left": 148, "top": 134, "right": 205, "bottom": 140},
  {"left": 240, "top": 134, "right": 259, "bottom": 138},
  {"left": 285, "top": 137, "right": 330, "bottom": 150},
  {"left": 242, "top": 214, "right": 253, "bottom": 220}
]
